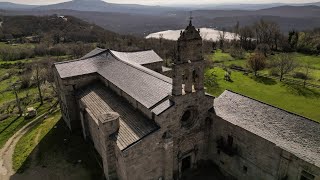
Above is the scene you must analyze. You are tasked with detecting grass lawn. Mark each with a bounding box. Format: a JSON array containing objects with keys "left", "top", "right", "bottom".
[
  {"left": 209, "top": 50, "right": 320, "bottom": 85},
  {"left": 205, "top": 67, "right": 320, "bottom": 122},
  {"left": 0, "top": 42, "right": 35, "bottom": 49},
  {"left": 0, "top": 86, "right": 38, "bottom": 105},
  {"left": 12, "top": 118, "right": 104, "bottom": 179},
  {"left": 13, "top": 111, "right": 61, "bottom": 171},
  {"left": 0, "top": 101, "right": 55, "bottom": 149}
]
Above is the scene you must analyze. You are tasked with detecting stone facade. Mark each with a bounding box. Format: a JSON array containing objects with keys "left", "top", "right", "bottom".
[{"left": 54, "top": 20, "right": 320, "bottom": 180}]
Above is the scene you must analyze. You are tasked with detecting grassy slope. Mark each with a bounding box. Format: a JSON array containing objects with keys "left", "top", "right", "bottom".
[
  {"left": 0, "top": 101, "right": 54, "bottom": 148},
  {"left": 13, "top": 111, "right": 61, "bottom": 171},
  {"left": 13, "top": 117, "right": 104, "bottom": 179},
  {"left": 205, "top": 67, "right": 320, "bottom": 122}
]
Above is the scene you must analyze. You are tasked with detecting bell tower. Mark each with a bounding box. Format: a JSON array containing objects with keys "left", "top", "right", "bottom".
[{"left": 172, "top": 16, "right": 204, "bottom": 97}]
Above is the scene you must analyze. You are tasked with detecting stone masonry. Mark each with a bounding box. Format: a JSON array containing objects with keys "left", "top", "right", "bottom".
[{"left": 54, "top": 19, "right": 320, "bottom": 180}]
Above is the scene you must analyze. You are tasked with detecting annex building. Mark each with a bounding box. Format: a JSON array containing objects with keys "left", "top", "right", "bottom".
[{"left": 53, "top": 20, "right": 320, "bottom": 180}]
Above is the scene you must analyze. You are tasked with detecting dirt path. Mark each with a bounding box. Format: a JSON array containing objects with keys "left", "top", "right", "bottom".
[{"left": 0, "top": 112, "right": 52, "bottom": 180}]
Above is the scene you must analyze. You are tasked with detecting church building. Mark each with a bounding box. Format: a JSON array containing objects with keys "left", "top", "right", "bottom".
[{"left": 53, "top": 20, "right": 320, "bottom": 180}]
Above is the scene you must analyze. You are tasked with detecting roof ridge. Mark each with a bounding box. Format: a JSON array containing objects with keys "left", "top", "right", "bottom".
[
  {"left": 54, "top": 58, "right": 81, "bottom": 65},
  {"left": 80, "top": 48, "right": 108, "bottom": 60},
  {"left": 224, "top": 89, "right": 319, "bottom": 124},
  {"left": 111, "top": 49, "right": 154, "bottom": 53},
  {"left": 108, "top": 49, "right": 172, "bottom": 84},
  {"left": 54, "top": 48, "right": 107, "bottom": 65}
]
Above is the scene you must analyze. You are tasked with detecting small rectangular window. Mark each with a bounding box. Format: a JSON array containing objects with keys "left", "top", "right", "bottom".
[
  {"left": 300, "top": 170, "right": 315, "bottom": 180},
  {"left": 227, "top": 135, "right": 233, "bottom": 146},
  {"left": 243, "top": 166, "right": 248, "bottom": 173}
]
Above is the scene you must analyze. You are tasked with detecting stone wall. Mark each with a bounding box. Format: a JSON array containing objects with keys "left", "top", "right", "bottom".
[
  {"left": 142, "top": 62, "right": 163, "bottom": 73},
  {"left": 209, "top": 113, "right": 320, "bottom": 180},
  {"left": 118, "top": 130, "right": 164, "bottom": 180},
  {"left": 78, "top": 103, "right": 120, "bottom": 180},
  {"left": 53, "top": 67, "right": 99, "bottom": 130},
  {"left": 154, "top": 92, "right": 214, "bottom": 179}
]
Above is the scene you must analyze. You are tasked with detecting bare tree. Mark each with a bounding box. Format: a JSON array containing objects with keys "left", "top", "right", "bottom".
[
  {"left": 11, "top": 83, "right": 22, "bottom": 116},
  {"left": 30, "top": 61, "right": 47, "bottom": 105},
  {"left": 271, "top": 54, "right": 298, "bottom": 81},
  {"left": 254, "top": 19, "right": 281, "bottom": 50},
  {"left": 247, "top": 53, "right": 266, "bottom": 76},
  {"left": 256, "top": 43, "right": 271, "bottom": 57},
  {"left": 159, "top": 33, "right": 163, "bottom": 46},
  {"left": 303, "top": 63, "right": 312, "bottom": 87},
  {"left": 219, "top": 28, "right": 226, "bottom": 51},
  {"left": 239, "top": 26, "right": 254, "bottom": 50},
  {"left": 35, "top": 63, "right": 43, "bottom": 105}
]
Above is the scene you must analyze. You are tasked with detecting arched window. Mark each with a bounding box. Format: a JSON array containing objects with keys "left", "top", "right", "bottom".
[
  {"left": 205, "top": 117, "right": 213, "bottom": 128},
  {"left": 183, "top": 69, "right": 189, "bottom": 83}
]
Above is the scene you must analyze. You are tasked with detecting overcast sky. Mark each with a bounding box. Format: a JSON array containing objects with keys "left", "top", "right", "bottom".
[{"left": 1, "top": 0, "right": 318, "bottom": 5}]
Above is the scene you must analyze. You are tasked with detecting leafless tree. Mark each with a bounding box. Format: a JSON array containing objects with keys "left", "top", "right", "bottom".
[
  {"left": 254, "top": 19, "right": 281, "bottom": 51},
  {"left": 256, "top": 43, "right": 271, "bottom": 57},
  {"left": 11, "top": 83, "right": 22, "bottom": 116},
  {"left": 247, "top": 53, "right": 266, "bottom": 76},
  {"left": 159, "top": 33, "right": 163, "bottom": 46},
  {"left": 219, "top": 28, "right": 226, "bottom": 51},
  {"left": 35, "top": 63, "right": 44, "bottom": 105},
  {"left": 271, "top": 54, "right": 298, "bottom": 81},
  {"left": 239, "top": 26, "right": 254, "bottom": 50},
  {"left": 303, "top": 63, "right": 312, "bottom": 87}
]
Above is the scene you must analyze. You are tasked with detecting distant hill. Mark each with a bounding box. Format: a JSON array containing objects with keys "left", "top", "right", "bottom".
[
  {"left": 1, "top": 5, "right": 320, "bottom": 35},
  {"left": 172, "top": 2, "right": 320, "bottom": 10},
  {"left": 257, "top": 5, "right": 320, "bottom": 17},
  {"left": 0, "top": 0, "right": 320, "bottom": 12},
  {"left": 0, "top": 14, "right": 119, "bottom": 42},
  {"left": 192, "top": 5, "right": 320, "bottom": 18},
  {"left": 35, "top": 0, "right": 175, "bottom": 15},
  {"left": 0, "top": 2, "right": 37, "bottom": 9}
]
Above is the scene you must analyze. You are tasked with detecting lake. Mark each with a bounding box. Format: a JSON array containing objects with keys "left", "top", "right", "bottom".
[{"left": 146, "top": 28, "right": 237, "bottom": 41}]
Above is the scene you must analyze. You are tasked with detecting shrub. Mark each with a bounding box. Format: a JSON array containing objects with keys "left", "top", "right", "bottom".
[
  {"left": 34, "top": 44, "right": 49, "bottom": 56},
  {"left": 49, "top": 44, "right": 67, "bottom": 56},
  {"left": 229, "top": 47, "right": 246, "bottom": 59},
  {"left": 293, "top": 72, "right": 308, "bottom": 80},
  {"left": 0, "top": 46, "right": 34, "bottom": 61},
  {"left": 255, "top": 44, "right": 271, "bottom": 57},
  {"left": 247, "top": 53, "right": 266, "bottom": 76},
  {"left": 19, "top": 72, "right": 32, "bottom": 89},
  {"left": 269, "top": 68, "right": 279, "bottom": 76}
]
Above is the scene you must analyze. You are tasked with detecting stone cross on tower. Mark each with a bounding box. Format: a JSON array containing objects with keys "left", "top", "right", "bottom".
[
  {"left": 189, "top": 11, "right": 193, "bottom": 26},
  {"left": 171, "top": 17, "right": 204, "bottom": 97}
]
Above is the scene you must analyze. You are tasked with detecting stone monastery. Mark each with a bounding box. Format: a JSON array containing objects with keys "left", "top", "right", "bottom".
[{"left": 54, "top": 20, "right": 320, "bottom": 180}]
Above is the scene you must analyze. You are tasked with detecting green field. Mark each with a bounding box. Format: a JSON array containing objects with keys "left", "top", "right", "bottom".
[
  {"left": 205, "top": 67, "right": 320, "bottom": 122},
  {"left": 13, "top": 117, "right": 104, "bottom": 179},
  {"left": 208, "top": 50, "right": 320, "bottom": 85},
  {"left": 0, "top": 101, "right": 56, "bottom": 149},
  {"left": 0, "top": 44, "right": 62, "bottom": 149},
  {"left": 13, "top": 111, "right": 61, "bottom": 171},
  {"left": 0, "top": 42, "right": 102, "bottom": 178}
]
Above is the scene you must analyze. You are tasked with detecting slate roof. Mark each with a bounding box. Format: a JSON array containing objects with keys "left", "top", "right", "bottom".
[
  {"left": 214, "top": 90, "right": 320, "bottom": 167},
  {"left": 151, "top": 99, "right": 174, "bottom": 115},
  {"left": 78, "top": 84, "right": 159, "bottom": 151},
  {"left": 55, "top": 49, "right": 172, "bottom": 109},
  {"left": 110, "top": 50, "right": 163, "bottom": 65},
  {"left": 81, "top": 47, "right": 107, "bottom": 60}
]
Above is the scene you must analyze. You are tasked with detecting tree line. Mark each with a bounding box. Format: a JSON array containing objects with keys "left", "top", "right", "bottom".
[{"left": 216, "top": 19, "right": 320, "bottom": 55}]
